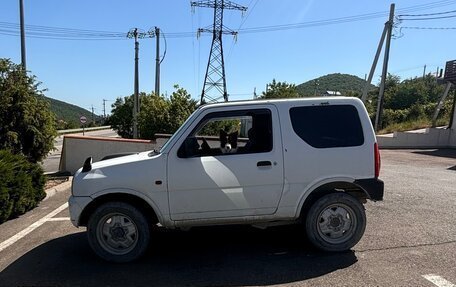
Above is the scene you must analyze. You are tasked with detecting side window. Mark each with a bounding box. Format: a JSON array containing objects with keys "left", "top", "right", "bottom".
[
  {"left": 178, "top": 109, "right": 273, "bottom": 158},
  {"left": 289, "top": 105, "right": 364, "bottom": 148}
]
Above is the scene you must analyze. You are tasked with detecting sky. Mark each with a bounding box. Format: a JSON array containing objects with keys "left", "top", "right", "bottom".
[{"left": 1, "top": 0, "right": 456, "bottom": 115}]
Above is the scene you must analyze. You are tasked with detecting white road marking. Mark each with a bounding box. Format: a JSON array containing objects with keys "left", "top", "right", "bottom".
[
  {"left": 423, "top": 274, "right": 455, "bottom": 287},
  {"left": 0, "top": 203, "right": 69, "bottom": 253},
  {"left": 46, "top": 217, "right": 70, "bottom": 222}
]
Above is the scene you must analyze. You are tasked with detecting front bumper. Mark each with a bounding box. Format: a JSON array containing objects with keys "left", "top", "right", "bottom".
[
  {"left": 354, "top": 178, "right": 384, "bottom": 201},
  {"left": 68, "top": 195, "right": 93, "bottom": 227}
]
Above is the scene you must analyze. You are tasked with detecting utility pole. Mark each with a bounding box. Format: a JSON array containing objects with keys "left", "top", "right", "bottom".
[
  {"left": 450, "top": 89, "right": 456, "bottom": 129},
  {"left": 154, "top": 27, "right": 160, "bottom": 97},
  {"left": 192, "top": 0, "right": 247, "bottom": 104},
  {"left": 127, "top": 28, "right": 145, "bottom": 139},
  {"left": 361, "top": 26, "right": 387, "bottom": 103},
  {"left": 432, "top": 82, "right": 453, "bottom": 127},
  {"left": 374, "top": 3, "right": 395, "bottom": 132},
  {"left": 134, "top": 28, "right": 140, "bottom": 138},
  {"left": 19, "top": 0, "right": 26, "bottom": 70},
  {"left": 102, "top": 99, "right": 107, "bottom": 119},
  {"left": 91, "top": 105, "right": 95, "bottom": 123},
  {"left": 253, "top": 87, "right": 257, "bottom": 99},
  {"left": 423, "top": 64, "right": 427, "bottom": 78},
  {"left": 440, "top": 59, "right": 456, "bottom": 129},
  {"left": 361, "top": 15, "right": 389, "bottom": 103}
]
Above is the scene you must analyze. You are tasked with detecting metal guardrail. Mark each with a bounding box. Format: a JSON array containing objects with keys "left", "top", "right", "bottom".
[{"left": 57, "top": 126, "right": 111, "bottom": 135}]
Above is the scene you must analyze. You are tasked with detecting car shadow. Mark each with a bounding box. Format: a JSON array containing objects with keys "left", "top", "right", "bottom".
[
  {"left": 0, "top": 225, "right": 357, "bottom": 287},
  {"left": 412, "top": 149, "right": 456, "bottom": 159}
]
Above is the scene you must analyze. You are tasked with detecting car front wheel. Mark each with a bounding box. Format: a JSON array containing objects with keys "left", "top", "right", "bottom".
[
  {"left": 87, "top": 202, "right": 150, "bottom": 262},
  {"left": 305, "top": 193, "right": 366, "bottom": 252}
]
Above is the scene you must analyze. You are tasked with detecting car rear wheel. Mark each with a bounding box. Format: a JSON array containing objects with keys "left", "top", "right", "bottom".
[
  {"left": 305, "top": 193, "right": 366, "bottom": 252},
  {"left": 87, "top": 202, "right": 150, "bottom": 262}
]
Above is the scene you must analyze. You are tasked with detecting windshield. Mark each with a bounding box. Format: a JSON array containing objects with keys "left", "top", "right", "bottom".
[{"left": 159, "top": 108, "right": 201, "bottom": 153}]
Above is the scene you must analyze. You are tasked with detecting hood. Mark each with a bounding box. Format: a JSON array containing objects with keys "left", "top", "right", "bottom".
[
  {"left": 91, "top": 151, "right": 150, "bottom": 170},
  {"left": 72, "top": 151, "right": 167, "bottom": 197}
]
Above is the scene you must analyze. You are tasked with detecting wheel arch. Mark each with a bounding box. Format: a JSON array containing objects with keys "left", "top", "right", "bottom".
[
  {"left": 296, "top": 179, "right": 369, "bottom": 219},
  {"left": 79, "top": 190, "right": 162, "bottom": 227}
]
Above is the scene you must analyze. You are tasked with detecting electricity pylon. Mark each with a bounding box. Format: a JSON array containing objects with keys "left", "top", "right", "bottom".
[{"left": 191, "top": 0, "right": 247, "bottom": 104}]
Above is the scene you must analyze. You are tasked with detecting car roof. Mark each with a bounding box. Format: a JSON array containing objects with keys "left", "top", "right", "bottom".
[{"left": 199, "top": 97, "right": 363, "bottom": 110}]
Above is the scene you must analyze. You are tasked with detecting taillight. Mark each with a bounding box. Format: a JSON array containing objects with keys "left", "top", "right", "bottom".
[{"left": 374, "top": 143, "right": 381, "bottom": 178}]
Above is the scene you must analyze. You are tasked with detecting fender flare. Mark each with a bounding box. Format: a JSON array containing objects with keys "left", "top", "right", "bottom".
[
  {"left": 85, "top": 188, "right": 169, "bottom": 227},
  {"left": 294, "top": 176, "right": 358, "bottom": 218}
]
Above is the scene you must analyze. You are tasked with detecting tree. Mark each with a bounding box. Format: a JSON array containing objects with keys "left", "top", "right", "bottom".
[
  {"left": 139, "top": 86, "right": 197, "bottom": 139},
  {"left": 383, "top": 74, "right": 445, "bottom": 110},
  {"left": 369, "top": 73, "right": 452, "bottom": 129},
  {"left": 108, "top": 87, "right": 197, "bottom": 139},
  {"left": 167, "top": 85, "right": 198, "bottom": 132},
  {"left": 0, "top": 58, "right": 56, "bottom": 163},
  {"left": 259, "top": 79, "right": 299, "bottom": 99},
  {"left": 138, "top": 93, "right": 170, "bottom": 139},
  {"left": 107, "top": 95, "right": 135, "bottom": 138}
]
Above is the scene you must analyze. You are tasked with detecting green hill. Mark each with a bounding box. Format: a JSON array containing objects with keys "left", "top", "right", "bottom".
[
  {"left": 296, "top": 73, "right": 377, "bottom": 97},
  {"left": 43, "top": 96, "right": 100, "bottom": 128}
]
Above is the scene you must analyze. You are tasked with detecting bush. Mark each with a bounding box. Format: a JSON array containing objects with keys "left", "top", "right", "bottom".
[
  {"left": 382, "top": 109, "right": 409, "bottom": 127},
  {"left": 0, "top": 150, "right": 46, "bottom": 223},
  {"left": 406, "top": 104, "right": 426, "bottom": 121}
]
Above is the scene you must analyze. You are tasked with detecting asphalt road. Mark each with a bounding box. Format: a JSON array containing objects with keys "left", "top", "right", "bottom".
[
  {"left": 41, "top": 129, "right": 119, "bottom": 173},
  {"left": 1, "top": 149, "right": 455, "bottom": 287}
]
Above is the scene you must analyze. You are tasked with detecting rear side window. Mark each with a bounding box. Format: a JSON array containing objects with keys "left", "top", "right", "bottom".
[{"left": 289, "top": 105, "right": 364, "bottom": 148}]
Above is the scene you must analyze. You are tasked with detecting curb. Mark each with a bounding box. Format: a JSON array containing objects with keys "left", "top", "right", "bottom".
[{"left": 44, "top": 177, "right": 72, "bottom": 201}]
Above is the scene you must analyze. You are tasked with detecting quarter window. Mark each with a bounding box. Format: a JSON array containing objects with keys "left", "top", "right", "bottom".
[{"left": 289, "top": 105, "right": 364, "bottom": 148}]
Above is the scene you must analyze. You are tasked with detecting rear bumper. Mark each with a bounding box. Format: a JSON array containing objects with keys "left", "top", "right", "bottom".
[{"left": 354, "top": 178, "right": 384, "bottom": 201}]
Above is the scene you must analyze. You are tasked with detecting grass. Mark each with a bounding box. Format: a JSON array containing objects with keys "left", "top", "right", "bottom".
[{"left": 377, "top": 118, "right": 450, "bottom": 135}]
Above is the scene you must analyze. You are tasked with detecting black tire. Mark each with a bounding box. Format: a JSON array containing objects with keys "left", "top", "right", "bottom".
[
  {"left": 87, "top": 202, "right": 150, "bottom": 263},
  {"left": 305, "top": 193, "right": 366, "bottom": 252}
]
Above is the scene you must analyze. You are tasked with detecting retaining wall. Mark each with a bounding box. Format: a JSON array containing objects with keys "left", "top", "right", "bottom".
[
  {"left": 377, "top": 127, "right": 456, "bottom": 149},
  {"left": 59, "top": 135, "right": 158, "bottom": 174}
]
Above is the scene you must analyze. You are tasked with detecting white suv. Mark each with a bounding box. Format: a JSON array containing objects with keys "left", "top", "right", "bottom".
[{"left": 69, "top": 97, "right": 383, "bottom": 262}]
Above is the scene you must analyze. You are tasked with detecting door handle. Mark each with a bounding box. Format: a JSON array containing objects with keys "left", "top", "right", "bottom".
[{"left": 257, "top": 161, "right": 272, "bottom": 167}]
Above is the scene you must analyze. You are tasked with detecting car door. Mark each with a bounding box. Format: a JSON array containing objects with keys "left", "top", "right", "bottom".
[{"left": 167, "top": 105, "right": 284, "bottom": 221}]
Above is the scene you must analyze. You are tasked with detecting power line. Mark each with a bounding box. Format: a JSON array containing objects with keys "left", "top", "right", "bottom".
[
  {"left": 0, "top": 21, "right": 124, "bottom": 36},
  {"left": 184, "top": 0, "right": 456, "bottom": 36},
  {"left": 237, "top": 0, "right": 260, "bottom": 30},
  {"left": 0, "top": 21, "right": 126, "bottom": 40},
  {"left": 1, "top": 0, "right": 456, "bottom": 40},
  {"left": 0, "top": 33, "right": 126, "bottom": 41},
  {"left": 227, "top": 0, "right": 259, "bottom": 60},
  {"left": 398, "top": 8, "right": 456, "bottom": 17},
  {"left": 398, "top": 14, "right": 456, "bottom": 20},
  {"left": 401, "top": 26, "right": 456, "bottom": 30},
  {"left": 395, "top": 7, "right": 456, "bottom": 37}
]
